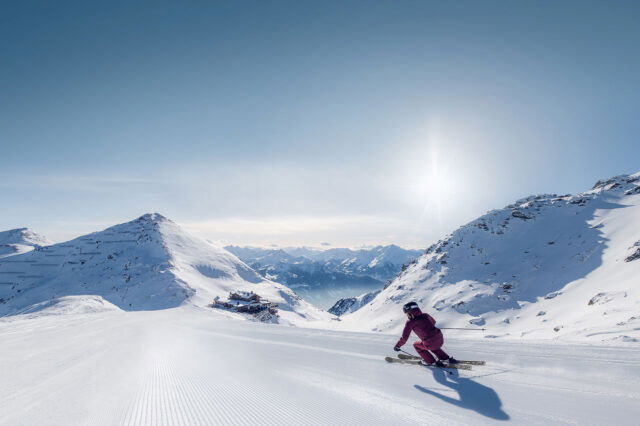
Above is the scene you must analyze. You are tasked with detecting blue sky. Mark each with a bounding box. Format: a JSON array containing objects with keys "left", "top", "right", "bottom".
[{"left": 2, "top": 1, "right": 639, "bottom": 247}]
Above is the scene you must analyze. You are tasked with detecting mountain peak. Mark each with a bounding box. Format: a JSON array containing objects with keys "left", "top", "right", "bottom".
[
  {"left": 0, "top": 228, "right": 51, "bottom": 258},
  {"left": 135, "top": 213, "right": 170, "bottom": 223},
  {"left": 591, "top": 173, "right": 639, "bottom": 191},
  {"left": 0, "top": 228, "right": 50, "bottom": 245}
]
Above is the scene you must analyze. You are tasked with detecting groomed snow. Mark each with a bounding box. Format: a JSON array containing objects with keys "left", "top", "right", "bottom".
[{"left": 0, "top": 307, "right": 638, "bottom": 425}]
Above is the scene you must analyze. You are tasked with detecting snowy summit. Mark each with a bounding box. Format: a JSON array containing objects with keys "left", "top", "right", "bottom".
[
  {"left": 0, "top": 228, "right": 51, "bottom": 259},
  {"left": 338, "top": 172, "right": 640, "bottom": 343},
  {"left": 0, "top": 213, "right": 329, "bottom": 324}
]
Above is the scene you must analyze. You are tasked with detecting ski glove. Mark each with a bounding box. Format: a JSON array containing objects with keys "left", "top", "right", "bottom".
[{"left": 393, "top": 346, "right": 401, "bottom": 352}]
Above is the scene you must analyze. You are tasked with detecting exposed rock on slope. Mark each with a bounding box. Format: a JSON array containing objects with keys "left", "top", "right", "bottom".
[
  {"left": 328, "top": 290, "right": 380, "bottom": 316},
  {"left": 625, "top": 241, "right": 640, "bottom": 262}
]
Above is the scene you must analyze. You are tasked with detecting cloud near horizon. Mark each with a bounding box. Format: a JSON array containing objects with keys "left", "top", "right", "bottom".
[{"left": 180, "top": 214, "right": 421, "bottom": 249}]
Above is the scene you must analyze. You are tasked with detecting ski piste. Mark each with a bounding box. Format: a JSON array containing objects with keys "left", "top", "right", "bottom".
[
  {"left": 385, "top": 356, "right": 472, "bottom": 370},
  {"left": 397, "top": 353, "right": 486, "bottom": 365}
]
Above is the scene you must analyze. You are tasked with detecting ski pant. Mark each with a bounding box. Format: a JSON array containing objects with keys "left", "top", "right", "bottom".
[{"left": 413, "top": 332, "right": 449, "bottom": 364}]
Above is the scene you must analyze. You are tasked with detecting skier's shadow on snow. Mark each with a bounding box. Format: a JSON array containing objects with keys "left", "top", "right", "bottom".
[{"left": 415, "top": 370, "right": 509, "bottom": 421}]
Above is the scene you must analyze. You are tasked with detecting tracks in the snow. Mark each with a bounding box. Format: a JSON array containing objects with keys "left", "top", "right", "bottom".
[
  {"left": 120, "top": 353, "right": 388, "bottom": 425},
  {"left": 3, "top": 309, "right": 640, "bottom": 426}
]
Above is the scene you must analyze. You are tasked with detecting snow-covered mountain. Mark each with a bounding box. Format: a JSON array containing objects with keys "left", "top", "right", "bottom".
[
  {"left": 0, "top": 214, "right": 330, "bottom": 324},
  {"left": 339, "top": 172, "right": 640, "bottom": 343},
  {"left": 328, "top": 290, "right": 380, "bottom": 316},
  {"left": 224, "top": 244, "right": 421, "bottom": 308},
  {"left": 0, "top": 228, "right": 51, "bottom": 258}
]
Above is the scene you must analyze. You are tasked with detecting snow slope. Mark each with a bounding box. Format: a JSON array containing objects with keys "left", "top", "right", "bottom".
[
  {"left": 0, "top": 228, "right": 51, "bottom": 258},
  {"left": 0, "top": 307, "right": 638, "bottom": 425},
  {"left": 0, "top": 214, "right": 330, "bottom": 325},
  {"left": 339, "top": 173, "right": 640, "bottom": 343}
]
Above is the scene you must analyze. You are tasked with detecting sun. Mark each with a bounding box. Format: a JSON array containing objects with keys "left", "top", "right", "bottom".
[
  {"left": 408, "top": 140, "right": 459, "bottom": 205},
  {"left": 414, "top": 167, "right": 453, "bottom": 201}
]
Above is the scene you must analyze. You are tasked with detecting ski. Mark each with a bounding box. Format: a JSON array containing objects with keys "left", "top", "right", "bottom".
[
  {"left": 397, "top": 353, "right": 485, "bottom": 365},
  {"left": 385, "top": 356, "right": 472, "bottom": 370}
]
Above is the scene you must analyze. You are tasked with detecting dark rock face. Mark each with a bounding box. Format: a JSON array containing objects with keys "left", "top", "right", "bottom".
[
  {"left": 625, "top": 241, "right": 640, "bottom": 262},
  {"left": 511, "top": 210, "right": 533, "bottom": 220},
  {"left": 625, "top": 185, "right": 640, "bottom": 196},
  {"left": 328, "top": 290, "right": 380, "bottom": 316}
]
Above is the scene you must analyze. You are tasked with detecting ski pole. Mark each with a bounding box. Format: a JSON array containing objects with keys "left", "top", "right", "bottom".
[
  {"left": 399, "top": 348, "right": 414, "bottom": 357},
  {"left": 440, "top": 327, "right": 486, "bottom": 331}
]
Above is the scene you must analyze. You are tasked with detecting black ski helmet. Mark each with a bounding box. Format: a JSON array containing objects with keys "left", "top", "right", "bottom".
[{"left": 403, "top": 301, "right": 419, "bottom": 313}]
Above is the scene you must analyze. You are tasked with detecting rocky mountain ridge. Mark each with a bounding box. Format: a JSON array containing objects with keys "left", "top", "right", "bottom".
[{"left": 338, "top": 172, "right": 640, "bottom": 343}]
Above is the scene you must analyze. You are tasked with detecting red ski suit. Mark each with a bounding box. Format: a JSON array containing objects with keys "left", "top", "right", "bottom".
[{"left": 395, "top": 309, "right": 449, "bottom": 364}]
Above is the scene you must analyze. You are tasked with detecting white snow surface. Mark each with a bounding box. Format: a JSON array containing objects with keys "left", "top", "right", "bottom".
[
  {"left": 0, "top": 228, "right": 51, "bottom": 258},
  {"left": 0, "top": 306, "right": 638, "bottom": 425},
  {"left": 338, "top": 173, "right": 640, "bottom": 343},
  {"left": 14, "top": 295, "right": 122, "bottom": 317},
  {"left": 0, "top": 214, "right": 330, "bottom": 325}
]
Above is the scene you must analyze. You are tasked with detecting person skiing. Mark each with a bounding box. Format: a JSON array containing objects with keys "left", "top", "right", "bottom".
[{"left": 393, "top": 301, "right": 458, "bottom": 367}]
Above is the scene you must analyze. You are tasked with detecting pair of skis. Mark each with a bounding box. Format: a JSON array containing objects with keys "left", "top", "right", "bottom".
[{"left": 385, "top": 353, "right": 485, "bottom": 371}]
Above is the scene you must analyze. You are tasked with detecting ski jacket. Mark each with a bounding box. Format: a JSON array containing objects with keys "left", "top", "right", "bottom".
[{"left": 395, "top": 311, "right": 442, "bottom": 348}]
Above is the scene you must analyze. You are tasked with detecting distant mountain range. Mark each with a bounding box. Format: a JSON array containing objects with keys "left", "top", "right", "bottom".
[
  {"left": 338, "top": 172, "right": 640, "bottom": 343},
  {"left": 224, "top": 245, "right": 422, "bottom": 309}
]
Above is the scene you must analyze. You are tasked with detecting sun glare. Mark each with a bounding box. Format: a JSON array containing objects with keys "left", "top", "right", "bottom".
[
  {"left": 414, "top": 167, "right": 453, "bottom": 201},
  {"left": 398, "top": 127, "right": 466, "bottom": 235},
  {"left": 407, "top": 135, "right": 459, "bottom": 205}
]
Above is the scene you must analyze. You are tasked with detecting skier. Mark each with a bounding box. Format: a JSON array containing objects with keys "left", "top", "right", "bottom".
[{"left": 393, "top": 301, "right": 458, "bottom": 367}]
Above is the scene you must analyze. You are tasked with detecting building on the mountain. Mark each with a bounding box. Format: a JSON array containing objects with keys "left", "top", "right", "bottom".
[
  {"left": 229, "top": 291, "right": 261, "bottom": 302},
  {"left": 212, "top": 292, "right": 279, "bottom": 318}
]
